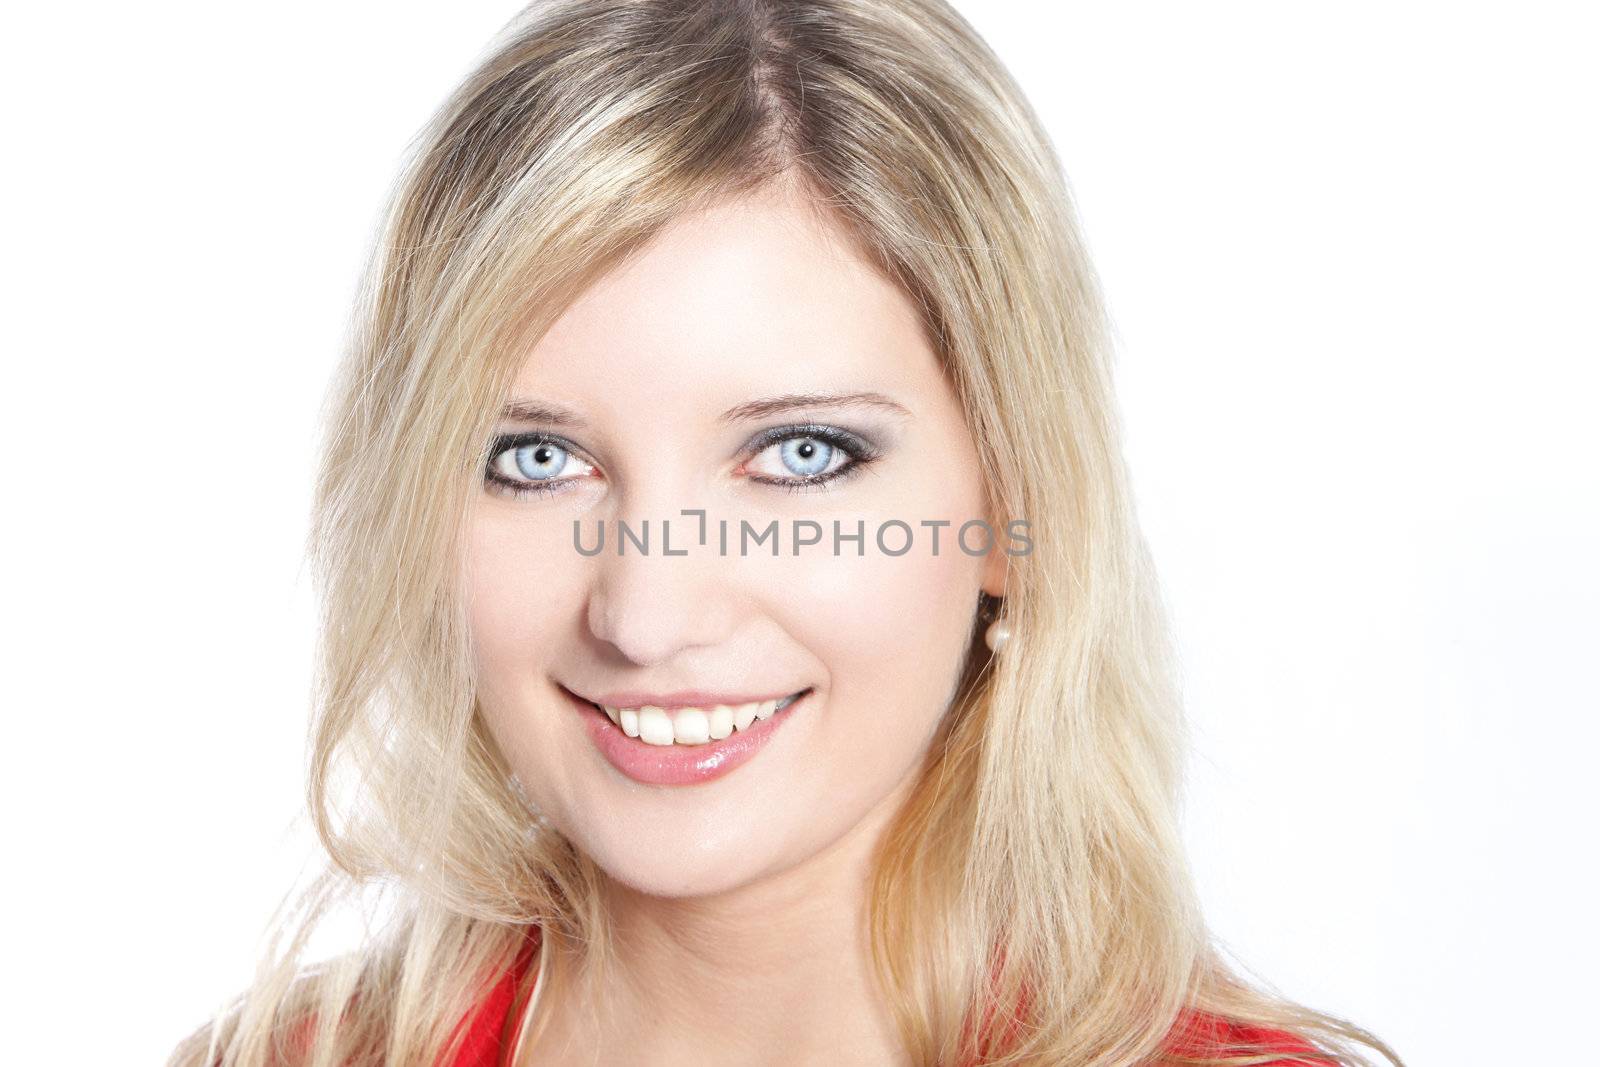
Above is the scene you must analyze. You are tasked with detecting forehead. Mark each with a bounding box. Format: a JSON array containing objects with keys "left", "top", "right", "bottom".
[{"left": 507, "top": 184, "right": 938, "bottom": 409}]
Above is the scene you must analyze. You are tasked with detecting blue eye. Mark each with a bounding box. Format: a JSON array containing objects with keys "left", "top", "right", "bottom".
[
  {"left": 484, "top": 423, "right": 883, "bottom": 500},
  {"left": 778, "top": 437, "right": 834, "bottom": 477},
  {"left": 485, "top": 434, "right": 596, "bottom": 497},
  {"left": 515, "top": 441, "right": 567, "bottom": 478},
  {"left": 743, "top": 424, "right": 881, "bottom": 491}
]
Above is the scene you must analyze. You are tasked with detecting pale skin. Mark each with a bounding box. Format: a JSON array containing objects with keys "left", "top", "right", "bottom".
[{"left": 466, "top": 175, "right": 1009, "bottom": 1066}]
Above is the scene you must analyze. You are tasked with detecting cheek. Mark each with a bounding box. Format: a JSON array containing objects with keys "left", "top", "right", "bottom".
[
  {"left": 776, "top": 519, "right": 987, "bottom": 796},
  {"left": 465, "top": 510, "right": 605, "bottom": 842},
  {"left": 464, "top": 512, "right": 583, "bottom": 717}
]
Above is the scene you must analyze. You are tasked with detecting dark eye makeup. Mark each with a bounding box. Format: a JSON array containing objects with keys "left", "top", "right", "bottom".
[
  {"left": 481, "top": 421, "right": 885, "bottom": 500},
  {"left": 483, "top": 432, "right": 595, "bottom": 500}
]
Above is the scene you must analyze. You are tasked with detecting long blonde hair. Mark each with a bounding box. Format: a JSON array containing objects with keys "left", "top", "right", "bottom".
[{"left": 171, "top": 1, "right": 1402, "bottom": 1064}]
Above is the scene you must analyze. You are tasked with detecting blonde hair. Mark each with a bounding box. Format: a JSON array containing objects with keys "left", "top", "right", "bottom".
[{"left": 171, "top": 1, "right": 1403, "bottom": 1064}]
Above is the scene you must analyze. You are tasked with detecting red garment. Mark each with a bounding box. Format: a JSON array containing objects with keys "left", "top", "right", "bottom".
[{"left": 444, "top": 925, "right": 1328, "bottom": 1066}]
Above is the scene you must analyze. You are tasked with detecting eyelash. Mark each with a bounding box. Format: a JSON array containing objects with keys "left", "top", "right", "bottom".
[
  {"left": 482, "top": 423, "right": 882, "bottom": 500},
  {"left": 739, "top": 423, "right": 882, "bottom": 494}
]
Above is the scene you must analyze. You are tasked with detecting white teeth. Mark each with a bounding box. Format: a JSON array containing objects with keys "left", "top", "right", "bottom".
[
  {"left": 637, "top": 706, "right": 674, "bottom": 746},
  {"left": 597, "top": 693, "right": 805, "bottom": 745},
  {"left": 673, "top": 707, "right": 711, "bottom": 744},
  {"left": 732, "top": 702, "right": 758, "bottom": 732}
]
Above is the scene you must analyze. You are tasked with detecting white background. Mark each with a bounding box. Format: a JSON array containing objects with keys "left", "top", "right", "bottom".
[{"left": 4, "top": 2, "right": 1594, "bottom": 1063}]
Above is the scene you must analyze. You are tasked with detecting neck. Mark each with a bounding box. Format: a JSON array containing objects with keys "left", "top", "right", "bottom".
[{"left": 526, "top": 780, "right": 916, "bottom": 1067}]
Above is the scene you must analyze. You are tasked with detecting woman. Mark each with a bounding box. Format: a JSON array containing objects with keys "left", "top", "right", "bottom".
[{"left": 172, "top": 0, "right": 1402, "bottom": 1064}]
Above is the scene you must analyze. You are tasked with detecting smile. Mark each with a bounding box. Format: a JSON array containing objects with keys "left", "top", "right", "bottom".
[
  {"left": 582, "top": 691, "right": 808, "bottom": 746},
  {"left": 562, "top": 684, "right": 814, "bottom": 786}
]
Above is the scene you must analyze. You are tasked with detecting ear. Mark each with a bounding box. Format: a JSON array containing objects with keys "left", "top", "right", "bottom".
[
  {"left": 981, "top": 542, "right": 1008, "bottom": 599},
  {"left": 980, "top": 514, "right": 1019, "bottom": 599}
]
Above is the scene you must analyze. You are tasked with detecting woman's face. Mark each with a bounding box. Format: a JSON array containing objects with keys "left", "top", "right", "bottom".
[{"left": 467, "top": 180, "right": 1005, "bottom": 898}]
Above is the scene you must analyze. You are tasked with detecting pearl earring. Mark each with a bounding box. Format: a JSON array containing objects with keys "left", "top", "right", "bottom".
[{"left": 984, "top": 617, "right": 1011, "bottom": 653}]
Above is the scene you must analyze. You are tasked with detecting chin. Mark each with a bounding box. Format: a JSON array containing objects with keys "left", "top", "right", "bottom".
[
  {"left": 551, "top": 773, "right": 864, "bottom": 899},
  {"left": 571, "top": 820, "right": 794, "bottom": 899}
]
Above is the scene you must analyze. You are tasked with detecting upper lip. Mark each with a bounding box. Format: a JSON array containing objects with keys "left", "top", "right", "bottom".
[{"left": 567, "top": 685, "right": 807, "bottom": 710}]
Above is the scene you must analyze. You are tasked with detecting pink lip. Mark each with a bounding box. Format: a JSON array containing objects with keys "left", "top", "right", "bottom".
[{"left": 560, "top": 686, "right": 809, "bottom": 786}]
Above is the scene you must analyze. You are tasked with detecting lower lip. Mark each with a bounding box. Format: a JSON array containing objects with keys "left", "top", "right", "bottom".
[{"left": 564, "top": 687, "right": 809, "bottom": 786}]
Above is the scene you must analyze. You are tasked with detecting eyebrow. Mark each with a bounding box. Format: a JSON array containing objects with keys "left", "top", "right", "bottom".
[
  {"left": 718, "top": 390, "right": 911, "bottom": 423},
  {"left": 497, "top": 390, "right": 911, "bottom": 426},
  {"left": 498, "top": 398, "right": 586, "bottom": 426}
]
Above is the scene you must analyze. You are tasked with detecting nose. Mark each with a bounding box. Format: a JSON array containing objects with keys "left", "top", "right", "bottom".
[{"left": 584, "top": 515, "right": 740, "bottom": 667}]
